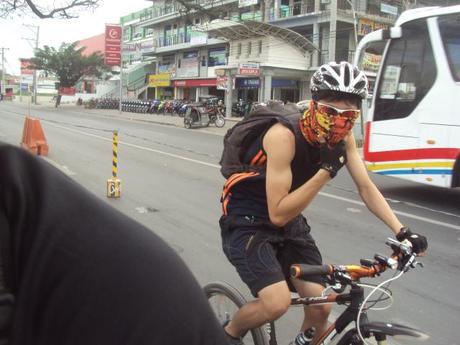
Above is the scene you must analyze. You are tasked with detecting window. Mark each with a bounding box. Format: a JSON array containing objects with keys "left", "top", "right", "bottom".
[
  {"left": 201, "top": 56, "right": 207, "bottom": 67},
  {"left": 247, "top": 42, "right": 252, "bottom": 56},
  {"left": 439, "top": 13, "right": 460, "bottom": 82},
  {"left": 374, "top": 19, "right": 436, "bottom": 121},
  {"left": 258, "top": 40, "right": 263, "bottom": 55},
  {"left": 145, "top": 28, "right": 154, "bottom": 37},
  {"left": 208, "top": 47, "right": 226, "bottom": 67},
  {"left": 237, "top": 43, "right": 242, "bottom": 57},
  {"left": 132, "top": 26, "right": 143, "bottom": 39}
]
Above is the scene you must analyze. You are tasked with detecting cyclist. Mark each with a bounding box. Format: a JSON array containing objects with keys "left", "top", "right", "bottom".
[
  {"left": 0, "top": 143, "right": 228, "bottom": 345},
  {"left": 219, "top": 61, "right": 428, "bottom": 345}
]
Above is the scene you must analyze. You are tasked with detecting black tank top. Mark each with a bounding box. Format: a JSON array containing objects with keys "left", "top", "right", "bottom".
[{"left": 226, "top": 114, "right": 321, "bottom": 217}]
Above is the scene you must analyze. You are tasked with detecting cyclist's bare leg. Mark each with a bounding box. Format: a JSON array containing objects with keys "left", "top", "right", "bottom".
[
  {"left": 290, "top": 279, "right": 332, "bottom": 342},
  {"left": 225, "top": 280, "right": 291, "bottom": 338}
]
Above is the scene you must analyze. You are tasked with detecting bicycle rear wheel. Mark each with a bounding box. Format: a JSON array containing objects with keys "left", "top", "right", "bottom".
[{"left": 204, "top": 281, "right": 269, "bottom": 345}]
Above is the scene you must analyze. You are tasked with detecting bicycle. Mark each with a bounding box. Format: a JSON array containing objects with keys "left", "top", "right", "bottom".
[{"left": 204, "top": 238, "right": 428, "bottom": 345}]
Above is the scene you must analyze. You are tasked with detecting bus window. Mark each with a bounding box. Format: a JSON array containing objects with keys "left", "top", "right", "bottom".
[
  {"left": 439, "top": 13, "right": 460, "bottom": 82},
  {"left": 374, "top": 19, "right": 436, "bottom": 122}
]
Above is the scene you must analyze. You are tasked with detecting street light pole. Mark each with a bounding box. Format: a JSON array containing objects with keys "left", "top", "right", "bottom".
[
  {"left": 119, "top": 24, "right": 124, "bottom": 114},
  {"left": 346, "top": 0, "right": 358, "bottom": 47}
]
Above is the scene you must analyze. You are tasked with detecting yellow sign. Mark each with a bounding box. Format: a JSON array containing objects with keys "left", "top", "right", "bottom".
[
  {"left": 148, "top": 73, "right": 171, "bottom": 87},
  {"left": 362, "top": 52, "right": 382, "bottom": 73},
  {"left": 358, "top": 19, "right": 389, "bottom": 36}
]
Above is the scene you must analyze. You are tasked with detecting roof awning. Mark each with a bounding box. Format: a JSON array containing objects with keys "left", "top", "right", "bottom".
[{"left": 194, "top": 20, "right": 319, "bottom": 55}]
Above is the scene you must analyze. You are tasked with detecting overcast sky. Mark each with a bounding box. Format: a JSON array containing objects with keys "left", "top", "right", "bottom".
[{"left": 0, "top": 0, "right": 150, "bottom": 75}]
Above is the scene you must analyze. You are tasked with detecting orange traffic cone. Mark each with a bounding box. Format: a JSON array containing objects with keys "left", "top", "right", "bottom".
[{"left": 20, "top": 117, "right": 49, "bottom": 156}]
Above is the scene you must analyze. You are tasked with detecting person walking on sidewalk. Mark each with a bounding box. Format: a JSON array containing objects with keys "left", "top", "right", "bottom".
[{"left": 218, "top": 61, "right": 428, "bottom": 345}]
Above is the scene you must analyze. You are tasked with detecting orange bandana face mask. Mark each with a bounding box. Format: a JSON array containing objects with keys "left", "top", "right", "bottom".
[{"left": 299, "top": 100, "right": 360, "bottom": 146}]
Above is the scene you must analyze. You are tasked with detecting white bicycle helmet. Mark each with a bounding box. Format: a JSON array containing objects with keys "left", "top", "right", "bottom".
[{"left": 310, "top": 61, "right": 368, "bottom": 100}]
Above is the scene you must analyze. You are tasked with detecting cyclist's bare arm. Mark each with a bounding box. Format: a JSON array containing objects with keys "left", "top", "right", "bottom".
[
  {"left": 345, "top": 133, "right": 403, "bottom": 235},
  {"left": 264, "top": 123, "right": 330, "bottom": 227}
]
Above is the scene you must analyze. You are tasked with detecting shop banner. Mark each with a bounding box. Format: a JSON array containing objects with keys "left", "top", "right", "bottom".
[
  {"left": 59, "top": 87, "right": 76, "bottom": 95},
  {"left": 148, "top": 73, "right": 171, "bottom": 87},
  {"left": 173, "top": 79, "right": 217, "bottom": 87},
  {"left": 20, "top": 59, "right": 34, "bottom": 75},
  {"left": 177, "top": 57, "right": 199, "bottom": 78},
  {"left": 105, "top": 25, "right": 122, "bottom": 66},
  {"left": 216, "top": 76, "right": 228, "bottom": 90},
  {"left": 358, "top": 19, "right": 389, "bottom": 36},
  {"left": 238, "top": 62, "right": 260, "bottom": 76},
  {"left": 362, "top": 52, "right": 382, "bottom": 73},
  {"left": 272, "top": 79, "right": 298, "bottom": 88},
  {"left": 235, "top": 78, "right": 260, "bottom": 88},
  {"left": 239, "top": 0, "right": 258, "bottom": 7}
]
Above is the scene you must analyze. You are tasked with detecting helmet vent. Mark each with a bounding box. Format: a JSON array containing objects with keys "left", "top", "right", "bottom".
[{"left": 324, "top": 74, "right": 338, "bottom": 86}]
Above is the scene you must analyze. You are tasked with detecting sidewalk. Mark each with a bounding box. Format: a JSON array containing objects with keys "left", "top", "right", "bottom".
[{"left": 12, "top": 96, "right": 241, "bottom": 135}]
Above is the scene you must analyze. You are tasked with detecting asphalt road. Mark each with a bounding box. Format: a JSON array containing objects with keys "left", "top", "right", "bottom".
[{"left": 1, "top": 101, "right": 459, "bottom": 345}]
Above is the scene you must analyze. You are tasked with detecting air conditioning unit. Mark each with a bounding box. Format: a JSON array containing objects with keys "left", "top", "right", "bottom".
[{"left": 320, "top": 0, "right": 330, "bottom": 4}]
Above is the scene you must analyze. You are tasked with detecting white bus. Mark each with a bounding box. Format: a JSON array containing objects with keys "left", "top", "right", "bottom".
[{"left": 354, "top": 5, "right": 460, "bottom": 189}]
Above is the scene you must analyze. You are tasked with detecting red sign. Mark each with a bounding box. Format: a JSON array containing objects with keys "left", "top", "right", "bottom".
[
  {"left": 59, "top": 87, "right": 76, "bottom": 95},
  {"left": 172, "top": 79, "right": 217, "bottom": 87},
  {"left": 105, "top": 25, "right": 122, "bottom": 66},
  {"left": 238, "top": 63, "right": 260, "bottom": 76},
  {"left": 20, "top": 59, "right": 34, "bottom": 75}
]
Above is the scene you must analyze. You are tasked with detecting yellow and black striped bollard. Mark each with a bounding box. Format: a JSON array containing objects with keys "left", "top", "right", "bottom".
[{"left": 107, "top": 130, "right": 122, "bottom": 198}]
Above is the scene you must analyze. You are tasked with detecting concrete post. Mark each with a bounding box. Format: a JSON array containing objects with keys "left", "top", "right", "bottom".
[
  {"left": 263, "top": 74, "right": 272, "bottom": 102},
  {"left": 225, "top": 71, "right": 233, "bottom": 117},
  {"left": 328, "top": 0, "right": 337, "bottom": 63}
]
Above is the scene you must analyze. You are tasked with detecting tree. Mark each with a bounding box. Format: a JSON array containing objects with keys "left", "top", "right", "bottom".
[
  {"left": 0, "top": 0, "right": 99, "bottom": 19},
  {"left": 30, "top": 41, "right": 110, "bottom": 106}
]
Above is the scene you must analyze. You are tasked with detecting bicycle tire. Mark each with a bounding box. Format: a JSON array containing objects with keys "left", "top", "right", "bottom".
[
  {"left": 204, "top": 281, "right": 269, "bottom": 345},
  {"left": 335, "top": 323, "right": 429, "bottom": 345}
]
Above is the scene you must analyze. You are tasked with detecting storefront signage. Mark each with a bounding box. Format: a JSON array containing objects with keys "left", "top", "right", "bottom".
[
  {"left": 105, "top": 25, "right": 122, "bottom": 66},
  {"left": 59, "top": 86, "right": 76, "bottom": 95},
  {"left": 380, "top": 3, "right": 398, "bottom": 16},
  {"left": 148, "top": 73, "right": 171, "bottom": 87},
  {"left": 216, "top": 76, "right": 228, "bottom": 90},
  {"left": 272, "top": 79, "right": 298, "bottom": 88},
  {"left": 172, "top": 79, "right": 217, "bottom": 87},
  {"left": 19, "top": 58, "right": 34, "bottom": 75},
  {"left": 358, "top": 19, "right": 389, "bottom": 36},
  {"left": 238, "top": 62, "right": 260, "bottom": 76},
  {"left": 235, "top": 78, "right": 260, "bottom": 88},
  {"left": 362, "top": 52, "right": 382, "bottom": 73},
  {"left": 177, "top": 53, "right": 199, "bottom": 78},
  {"left": 239, "top": 0, "right": 258, "bottom": 8}
]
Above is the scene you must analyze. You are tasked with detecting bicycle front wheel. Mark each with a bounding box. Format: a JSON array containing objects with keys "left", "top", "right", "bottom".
[{"left": 204, "top": 281, "right": 269, "bottom": 345}]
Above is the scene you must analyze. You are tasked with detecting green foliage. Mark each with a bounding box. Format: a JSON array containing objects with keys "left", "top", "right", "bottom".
[{"left": 30, "top": 42, "right": 110, "bottom": 88}]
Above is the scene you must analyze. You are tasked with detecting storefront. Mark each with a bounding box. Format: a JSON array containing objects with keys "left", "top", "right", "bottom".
[
  {"left": 172, "top": 78, "right": 218, "bottom": 101},
  {"left": 148, "top": 73, "right": 173, "bottom": 100},
  {"left": 271, "top": 79, "right": 299, "bottom": 103},
  {"left": 235, "top": 77, "right": 260, "bottom": 102}
]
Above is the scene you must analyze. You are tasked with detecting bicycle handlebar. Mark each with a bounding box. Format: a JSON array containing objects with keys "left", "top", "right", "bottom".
[{"left": 291, "top": 238, "right": 419, "bottom": 282}]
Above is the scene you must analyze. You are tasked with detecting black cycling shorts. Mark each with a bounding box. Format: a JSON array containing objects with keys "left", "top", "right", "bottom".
[{"left": 220, "top": 214, "right": 325, "bottom": 297}]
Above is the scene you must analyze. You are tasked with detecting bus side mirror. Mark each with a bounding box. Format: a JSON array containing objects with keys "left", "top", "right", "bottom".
[{"left": 382, "top": 27, "right": 402, "bottom": 40}]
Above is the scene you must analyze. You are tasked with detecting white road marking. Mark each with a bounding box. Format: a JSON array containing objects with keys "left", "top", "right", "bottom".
[
  {"left": 41, "top": 157, "right": 76, "bottom": 176},
  {"left": 44, "top": 120, "right": 460, "bottom": 231},
  {"left": 320, "top": 192, "right": 460, "bottom": 231}
]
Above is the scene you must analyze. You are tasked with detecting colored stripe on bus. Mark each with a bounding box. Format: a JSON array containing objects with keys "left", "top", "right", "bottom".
[
  {"left": 363, "top": 122, "right": 460, "bottom": 162},
  {"left": 375, "top": 169, "right": 453, "bottom": 175}
]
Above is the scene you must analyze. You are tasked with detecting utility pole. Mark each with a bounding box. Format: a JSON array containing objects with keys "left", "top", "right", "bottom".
[
  {"left": 23, "top": 24, "right": 40, "bottom": 105},
  {"left": 0, "top": 47, "right": 9, "bottom": 99}
]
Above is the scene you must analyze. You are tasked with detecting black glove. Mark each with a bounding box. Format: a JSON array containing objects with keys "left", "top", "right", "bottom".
[
  {"left": 396, "top": 227, "right": 428, "bottom": 254},
  {"left": 319, "top": 141, "right": 347, "bottom": 178}
]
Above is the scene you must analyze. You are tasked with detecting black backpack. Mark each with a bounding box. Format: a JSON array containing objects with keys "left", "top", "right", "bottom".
[{"left": 219, "top": 102, "right": 300, "bottom": 178}]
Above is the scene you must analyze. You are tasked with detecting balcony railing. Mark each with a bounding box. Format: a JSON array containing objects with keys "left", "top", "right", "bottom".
[{"left": 154, "top": 33, "right": 192, "bottom": 48}]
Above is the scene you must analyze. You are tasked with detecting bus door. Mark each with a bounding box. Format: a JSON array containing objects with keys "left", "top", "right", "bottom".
[{"left": 366, "top": 18, "right": 438, "bottom": 184}]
